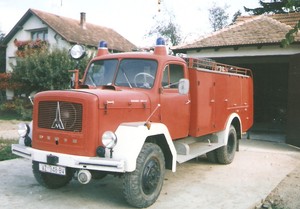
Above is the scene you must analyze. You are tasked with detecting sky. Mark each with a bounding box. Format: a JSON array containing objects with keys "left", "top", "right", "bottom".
[{"left": 0, "top": 0, "right": 260, "bottom": 47}]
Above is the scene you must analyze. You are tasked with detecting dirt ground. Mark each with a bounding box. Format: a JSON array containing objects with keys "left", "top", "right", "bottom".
[
  {"left": 0, "top": 120, "right": 24, "bottom": 140},
  {"left": 1, "top": 119, "right": 300, "bottom": 209},
  {"left": 257, "top": 165, "right": 300, "bottom": 209}
]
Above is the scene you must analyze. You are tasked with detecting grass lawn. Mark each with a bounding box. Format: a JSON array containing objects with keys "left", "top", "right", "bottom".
[
  {"left": 0, "top": 111, "right": 22, "bottom": 161},
  {"left": 0, "top": 138, "right": 19, "bottom": 161},
  {"left": 0, "top": 111, "right": 21, "bottom": 120}
]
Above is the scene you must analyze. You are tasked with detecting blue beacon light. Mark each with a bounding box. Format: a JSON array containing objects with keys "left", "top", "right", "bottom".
[
  {"left": 156, "top": 37, "right": 165, "bottom": 46},
  {"left": 99, "top": 41, "right": 107, "bottom": 48}
]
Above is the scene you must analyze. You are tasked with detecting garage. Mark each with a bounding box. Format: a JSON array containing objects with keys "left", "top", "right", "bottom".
[{"left": 173, "top": 13, "right": 300, "bottom": 147}]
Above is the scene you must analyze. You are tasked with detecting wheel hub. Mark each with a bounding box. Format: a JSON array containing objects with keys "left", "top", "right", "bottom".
[{"left": 142, "top": 159, "right": 160, "bottom": 195}]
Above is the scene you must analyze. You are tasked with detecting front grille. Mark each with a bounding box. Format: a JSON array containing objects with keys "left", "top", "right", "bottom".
[{"left": 38, "top": 101, "right": 83, "bottom": 132}]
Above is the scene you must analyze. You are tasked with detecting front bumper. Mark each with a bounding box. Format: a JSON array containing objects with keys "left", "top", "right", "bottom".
[{"left": 11, "top": 144, "right": 125, "bottom": 173}]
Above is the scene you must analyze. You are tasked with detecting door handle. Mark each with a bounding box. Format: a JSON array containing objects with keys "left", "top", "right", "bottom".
[{"left": 186, "top": 100, "right": 191, "bottom": 104}]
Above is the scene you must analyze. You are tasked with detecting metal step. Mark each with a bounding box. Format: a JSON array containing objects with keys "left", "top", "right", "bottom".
[{"left": 174, "top": 135, "right": 224, "bottom": 163}]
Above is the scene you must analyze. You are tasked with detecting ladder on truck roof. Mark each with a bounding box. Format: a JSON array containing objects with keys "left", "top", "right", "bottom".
[{"left": 184, "top": 57, "right": 253, "bottom": 77}]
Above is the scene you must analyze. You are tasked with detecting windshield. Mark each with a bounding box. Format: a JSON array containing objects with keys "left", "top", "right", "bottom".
[
  {"left": 115, "top": 59, "right": 157, "bottom": 89},
  {"left": 84, "top": 59, "right": 118, "bottom": 86},
  {"left": 84, "top": 58, "right": 157, "bottom": 89}
]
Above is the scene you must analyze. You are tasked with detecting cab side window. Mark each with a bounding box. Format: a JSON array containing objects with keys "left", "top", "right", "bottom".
[{"left": 162, "top": 64, "right": 184, "bottom": 88}]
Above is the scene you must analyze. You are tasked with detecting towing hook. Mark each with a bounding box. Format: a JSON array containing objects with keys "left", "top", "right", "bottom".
[{"left": 77, "top": 170, "right": 92, "bottom": 184}]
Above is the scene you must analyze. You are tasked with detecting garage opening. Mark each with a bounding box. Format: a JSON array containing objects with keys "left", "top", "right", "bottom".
[
  {"left": 251, "top": 63, "right": 288, "bottom": 133},
  {"left": 215, "top": 57, "right": 289, "bottom": 142}
]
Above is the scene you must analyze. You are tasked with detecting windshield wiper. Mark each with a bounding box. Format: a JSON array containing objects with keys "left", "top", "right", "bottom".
[
  {"left": 88, "top": 75, "right": 96, "bottom": 87},
  {"left": 121, "top": 68, "right": 132, "bottom": 88}
]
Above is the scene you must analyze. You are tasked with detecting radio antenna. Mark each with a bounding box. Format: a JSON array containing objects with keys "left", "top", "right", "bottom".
[{"left": 144, "top": 104, "right": 160, "bottom": 129}]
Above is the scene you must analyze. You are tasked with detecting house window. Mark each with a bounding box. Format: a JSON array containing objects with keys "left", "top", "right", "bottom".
[{"left": 31, "top": 30, "right": 48, "bottom": 41}]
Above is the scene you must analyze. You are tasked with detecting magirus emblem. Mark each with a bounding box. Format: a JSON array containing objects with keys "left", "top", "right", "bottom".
[{"left": 51, "top": 102, "right": 65, "bottom": 130}]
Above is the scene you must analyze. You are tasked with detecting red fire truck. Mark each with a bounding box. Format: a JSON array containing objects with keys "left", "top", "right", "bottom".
[{"left": 12, "top": 38, "right": 253, "bottom": 208}]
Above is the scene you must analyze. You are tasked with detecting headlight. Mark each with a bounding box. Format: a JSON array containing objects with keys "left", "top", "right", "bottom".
[
  {"left": 18, "top": 123, "right": 29, "bottom": 137},
  {"left": 69, "top": 44, "right": 86, "bottom": 60},
  {"left": 102, "top": 131, "right": 117, "bottom": 149}
]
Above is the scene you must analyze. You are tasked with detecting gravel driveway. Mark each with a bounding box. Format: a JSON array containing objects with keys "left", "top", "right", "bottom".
[{"left": 1, "top": 120, "right": 300, "bottom": 208}]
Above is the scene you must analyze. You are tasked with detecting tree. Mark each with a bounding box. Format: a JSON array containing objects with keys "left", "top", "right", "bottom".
[
  {"left": 0, "top": 29, "right": 6, "bottom": 103},
  {"left": 244, "top": 0, "right": 300, "bottom": 46},
  {"left": 208, "top": 3, "right": 230, "bottom": 32},
  {"left": 0, "top": 31, "right": 4, "bottom": 42},
  {"left": 281, "top": 20, "right": 300, "bottom": 47},
  {"left": 147, "top": 10, "right": 182, "bottom": 46},
  {"left": 232, "top": 10, "right": 242, "bottom": 23},
  {"left": 0, "top": 29, "right": 5, "bottom": 74},
  {"left": 244, "top": 0, "right": 300, "bottom": 14},
  {"left": 11, "top": 47, "right": 91, "bottom": 97}
]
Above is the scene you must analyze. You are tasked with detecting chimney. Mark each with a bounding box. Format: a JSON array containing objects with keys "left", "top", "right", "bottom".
[{"left": 80, "top": 12, "right": 86, "bottom": 29}]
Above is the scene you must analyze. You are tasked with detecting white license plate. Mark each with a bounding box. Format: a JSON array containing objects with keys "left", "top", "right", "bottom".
[{"left": 39, "top": 163, "right": 66, "bottom": 176}]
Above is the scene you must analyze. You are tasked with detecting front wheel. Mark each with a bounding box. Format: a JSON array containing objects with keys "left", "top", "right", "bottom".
[
  {"left": 123, "top": 143, "right": 165, "bottom": 208},
  {"left": 32, "top": 161, "right": 74, "bottom": 189}
]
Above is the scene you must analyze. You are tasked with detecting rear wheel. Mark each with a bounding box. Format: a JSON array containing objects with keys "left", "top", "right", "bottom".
[
  {"left": 123, "top": 143, "right": 165, "bottom": 208},
  {"left": 216, "top": 125, "right": 237, "bottom": 164},
  {"left": 32, "top": 161, "right": 74, "bottom": 189},
  {"left": 206, "top": 150, "right": 218, "bottom": 163}
]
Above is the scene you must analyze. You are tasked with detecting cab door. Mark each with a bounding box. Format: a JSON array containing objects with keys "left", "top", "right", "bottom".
[{"left": 159, "top": 63, "right": 190, "bottom": 140}]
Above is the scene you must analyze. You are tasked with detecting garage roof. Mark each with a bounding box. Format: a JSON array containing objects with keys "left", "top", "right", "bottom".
[{"left": 174, "top": 12, "right": 300, "bottom": 51}]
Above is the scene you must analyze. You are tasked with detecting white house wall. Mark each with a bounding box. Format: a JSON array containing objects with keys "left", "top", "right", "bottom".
[{"left": 5, "top": 14, "right": 71, "bottom": 99}]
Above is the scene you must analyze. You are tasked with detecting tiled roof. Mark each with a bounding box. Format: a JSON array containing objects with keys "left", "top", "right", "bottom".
[
  {"left": 174, "top": 12, "right": 300, "bottom": 50},
  {"left": 4, "top": 9, "right": 136, "bottom": 52},
  {"left": 31, "top": 9, "right": 136, "bottom": 52},
  {"left": 236, "top": 12, "right": 300, "bottom": 27}
]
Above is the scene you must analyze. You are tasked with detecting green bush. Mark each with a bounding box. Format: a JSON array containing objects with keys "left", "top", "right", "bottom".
[
  {"left": 11, "top": 47, "right": 91, "bottom": 97},
  {"left": 0, "top": 97, "right": 32, "bottom": 120},
  {"left": 3, "top": 46, "right": 92, "bottom": 120}
]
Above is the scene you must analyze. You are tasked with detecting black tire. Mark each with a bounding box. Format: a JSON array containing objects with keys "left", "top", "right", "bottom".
[
  {"left": 123, "top": 143, "right": 165, "bottom": 208},
  {"left": 206, "top": 150, "right": 218, "bottom": 163},
  {"left": 32, "top": 161, "right": 74, "bottom": 189},
  {"left": 216, "top": 125, "right": 237, "bottom": 164}
]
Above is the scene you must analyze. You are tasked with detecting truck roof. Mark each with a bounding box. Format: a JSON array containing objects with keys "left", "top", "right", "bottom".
[
  {"left": 92, "top": 51, "right": 186, "bottom": 63},
  {"left": 92, "top": 38, "right": 252, "bottom": 78}
]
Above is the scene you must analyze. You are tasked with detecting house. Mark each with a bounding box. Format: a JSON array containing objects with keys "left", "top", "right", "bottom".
[
  {"left": 2, "top": 8, "right": 137, "bottom": 99},
  {"left": 173, "top": 12, "right": 300, "bottom": 147}
]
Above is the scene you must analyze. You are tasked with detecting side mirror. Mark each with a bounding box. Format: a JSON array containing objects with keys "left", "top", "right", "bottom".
[{"left": 178, "top": 78, "right": 189, "bottom": 95}]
